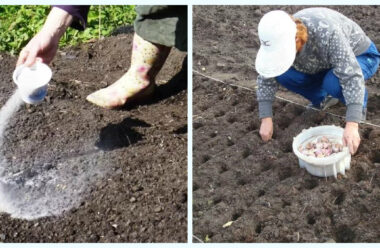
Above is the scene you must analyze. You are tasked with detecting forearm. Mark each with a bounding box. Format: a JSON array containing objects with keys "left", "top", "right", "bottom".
[
  {"left": 256, "top": 75, "right": 278, "bottom": 119},
  {"left": 340, "top": 72, "right": 364, "bottom": 123},
  {"left": 346, "top": 121, "right": 359, "bottom": 129},
  {"left": 53, "top": 5, "right": 89, "bottom": 30},
  {"left": 258, "top": 100, "right": 273, "bottom": 119},
  {"left": 40, "top": 7, "right": 73, "bottom": 41},
  {"left": 328, "top": 31, "right": 365, "bottom": 123},
  {"left": 346, "top": 104, "right": 363, "bottom": 123}
]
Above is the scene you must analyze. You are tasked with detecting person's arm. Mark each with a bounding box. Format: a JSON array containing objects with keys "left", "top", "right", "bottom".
[
  {"left": 17, "top": 7, "right": 73, "bottom": 66},
  {"left": 327, "top": 30, "right": 365, "bottom": 123},
  {"left": 257, "top": 75, "right": 278, "bottom": 141},
  {"left": 327, "top": 30, "right": 364, "bottom": 154},
  {"left": 41, "top": 7, "right": 74, "bottom": 39},
  {"left": 53, "top": 5, "right": 90, "bottom": 31}
]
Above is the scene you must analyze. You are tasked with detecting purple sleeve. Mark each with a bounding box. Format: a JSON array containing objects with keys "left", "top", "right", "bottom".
[{"left": 52, "top": 5, "right": 90, "bottom": 30}]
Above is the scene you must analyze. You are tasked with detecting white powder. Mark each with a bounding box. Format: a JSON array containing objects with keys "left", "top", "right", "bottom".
[
  {"left": 0, "top": 90, "right": 23, "bottom": 215},
  {"left": 0, "top": 90, "right": 23, "bottom": 144},
  {"left": 0, "top": 90, "right": 109, "bottom": 220}
]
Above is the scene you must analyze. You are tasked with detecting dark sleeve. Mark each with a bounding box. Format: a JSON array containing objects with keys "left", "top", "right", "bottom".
[{"left": 52, "top": 5, "right": 90, "bottom": 30}]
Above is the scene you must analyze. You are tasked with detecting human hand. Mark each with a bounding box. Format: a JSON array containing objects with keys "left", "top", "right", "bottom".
[
  {"left": 17, "top": 30, "right": 59, "bottom": 67},
  {"left": 16, "top": 7, "right": 73, "bottom": 67},
  {"left": 259, "top": 117, "right": 273, "bottom": 142},
  {"left": 343, "top": 121, "right": 360, "bottom": 155}
]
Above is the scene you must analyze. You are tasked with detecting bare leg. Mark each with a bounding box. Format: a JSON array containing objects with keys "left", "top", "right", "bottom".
[{"left": 86, "top": 33, "right": 170, "bottom": 109}]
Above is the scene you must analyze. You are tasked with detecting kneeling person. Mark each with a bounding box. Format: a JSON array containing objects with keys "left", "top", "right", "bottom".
[{"left": 255, "top": 8, "right": 380, "bottom": 154}]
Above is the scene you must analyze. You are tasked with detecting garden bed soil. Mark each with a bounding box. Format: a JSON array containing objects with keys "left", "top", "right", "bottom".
[
  {"left": 193, "top": 5, "right": 380, "bottom": 243},
  {"left": 0, "top": 31, "right": 187, "bottom": 242}
]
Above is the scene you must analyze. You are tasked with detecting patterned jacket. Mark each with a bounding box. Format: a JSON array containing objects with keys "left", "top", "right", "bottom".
[{"left": 257, "top": 7, "right": 371, "bottom": 122}]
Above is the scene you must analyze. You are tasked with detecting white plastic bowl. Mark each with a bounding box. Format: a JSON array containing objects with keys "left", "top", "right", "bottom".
[
  {"left": 292, "top": 125, "right": 351, "bottom": 178},
  {"left": 13, "top": 62, "right": 52, "bottom": 104}
]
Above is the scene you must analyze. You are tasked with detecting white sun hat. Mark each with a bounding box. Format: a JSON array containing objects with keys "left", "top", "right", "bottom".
[{"left": 255, "top": 10, "right": 297, "bottom": 78}]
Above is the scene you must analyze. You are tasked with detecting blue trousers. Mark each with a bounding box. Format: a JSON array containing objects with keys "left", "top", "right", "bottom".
[{"left": 276, "top": 42, "right": 380, "bottom": 108}]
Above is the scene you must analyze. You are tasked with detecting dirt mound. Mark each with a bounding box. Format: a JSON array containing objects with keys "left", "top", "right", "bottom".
[
  {"left": 193, "top": 6, "right": 380, "bottom": 243},
  {"left": 0, "top": 32, "right": 187, "bottom": 242}
]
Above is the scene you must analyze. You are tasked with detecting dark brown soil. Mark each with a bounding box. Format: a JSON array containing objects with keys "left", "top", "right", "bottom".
[
  {"left": 193, "top": 6, "right": 380, "bottom": 243},
  {"left": 0, "top": 31, "right": 187, "bottom": 242}
]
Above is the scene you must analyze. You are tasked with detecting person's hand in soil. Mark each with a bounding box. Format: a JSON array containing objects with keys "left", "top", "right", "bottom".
[
  {"left": 343, "top": 121, "right": 360, "bottom": 155},
  {"left": 259, "top": 117, "right": 273, "bottom": 142},
  {"left": 17, "top": 7, "right": 73, "bottom": 67}
]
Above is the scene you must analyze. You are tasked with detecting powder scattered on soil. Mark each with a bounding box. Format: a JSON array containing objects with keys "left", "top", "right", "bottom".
[{"left": 0, "top": 90, "right": 108, "bottom": 220}]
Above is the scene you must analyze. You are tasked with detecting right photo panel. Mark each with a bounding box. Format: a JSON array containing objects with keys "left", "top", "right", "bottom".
[{"left": 193, "top": 5, "right": 380, "bottom": 243}]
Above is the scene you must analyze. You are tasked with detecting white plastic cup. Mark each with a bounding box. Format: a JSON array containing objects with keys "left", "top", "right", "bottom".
[{"left": 13, "top": 62, "right": 52, "bottom": 104}]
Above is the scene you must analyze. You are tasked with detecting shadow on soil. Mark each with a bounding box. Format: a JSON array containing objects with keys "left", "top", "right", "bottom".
[{"left": 96, "top": 117, "right": 150, "bottom": 151}]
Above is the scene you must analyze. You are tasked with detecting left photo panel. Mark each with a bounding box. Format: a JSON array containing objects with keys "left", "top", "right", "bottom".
[{"left": 0, "top": 5, "right": 187, "bottom": 242}]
